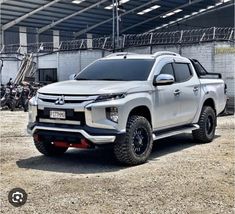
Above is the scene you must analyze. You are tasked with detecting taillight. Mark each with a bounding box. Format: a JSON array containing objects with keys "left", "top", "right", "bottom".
[{"left": 224, "top": 83, "right": 227, "bottom": 94}]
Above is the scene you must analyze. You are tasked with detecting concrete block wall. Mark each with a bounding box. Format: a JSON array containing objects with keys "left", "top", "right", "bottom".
[
  {"left": 57, "top": 52, "right": 80, "bottom": 81},
  {"left": 125, "top": 42, "right": 235, "bottom": 97},
  {"left": 1, "top": 50, "right": 108, "bottom": 84},
  {"left": 1, "top": 57, "right": 20, "bottom": 84},
  {"left": 37, "top": 50, "right": 106, "bottom": 81},
  {"left": 181, "top": 43, "right": 214, "bottom": 72},
  {"left": 152, "top": 45, "right": 180, "bottom": 55},
  {"left": 126, "top": 46, "right": 151, "bottom": 54},
  {"left": 80, "top": 50, "right": 104, "bottom": 71},
  {"left": 1, "top": 42, "right": 234, "bottom": 100},
  {"left": 127, "top": 43, "right": 214, "bottom": 72},
  {"left": 214, "top": 43, "right": 235, "bottom": 97}
]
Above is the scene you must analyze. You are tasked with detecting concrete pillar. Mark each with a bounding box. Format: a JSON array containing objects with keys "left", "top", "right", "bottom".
[
  {"left": 19, "top": 26, "right": 27, "bottom": 54},
  {"left": 53, "top": 30, "right": 60, "bottom": 51},
  {"left": 0, "top": 31, "right": 2, "bottom": 46},
  {"left": 87, "top": 33, "right": 93, "bottom": 49}
]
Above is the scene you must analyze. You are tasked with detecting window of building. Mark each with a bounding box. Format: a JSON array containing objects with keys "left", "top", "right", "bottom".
[{"left": 38, "top": 68, "right": 57, "bottom": 84}]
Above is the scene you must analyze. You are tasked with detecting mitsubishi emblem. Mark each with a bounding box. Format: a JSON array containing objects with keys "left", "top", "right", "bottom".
[{"left": 55, "top": 95, "right": 65, "bottom": 105}]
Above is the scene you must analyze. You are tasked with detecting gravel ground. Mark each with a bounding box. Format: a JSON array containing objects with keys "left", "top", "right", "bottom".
[{"left": 0, "top": 111, "right": 234, "bottom": 214}]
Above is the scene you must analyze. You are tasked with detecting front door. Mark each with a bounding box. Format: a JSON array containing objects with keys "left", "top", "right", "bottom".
[{"left": 153, "top": 62, "right": 181, "bottom": 129}]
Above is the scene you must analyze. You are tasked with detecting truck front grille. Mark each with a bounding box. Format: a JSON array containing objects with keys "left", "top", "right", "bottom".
[
  {"left": 39, "top": 98, "right": 86, "bottom": 104},
  {"left": 38, "top": 93, "right": 97, "bottom": 104},
  {"left": 37, "top": 108, "right": 85, "bottom": 125}
]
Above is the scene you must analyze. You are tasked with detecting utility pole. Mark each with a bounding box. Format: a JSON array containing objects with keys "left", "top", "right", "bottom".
[
  {"left": 0, "top": 59, "right": 3, "bottom": 85},
  {"left": 112, "top": 0, "right": 115, "bottom": 52},
  {"left": 116, "top": 0, "right": 120, "bottom": 49}
]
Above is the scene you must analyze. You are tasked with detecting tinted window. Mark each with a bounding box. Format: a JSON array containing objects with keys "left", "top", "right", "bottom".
[
  {"left": 76, "top": 59, "right": 155, "bottom": 81},
  {"left": 192, "top": 61, "right": 207, "bottom": 75},
  {"left": 173, "top": 63, "right": 192, "bottom": 82},
  {"left": 160, "top": 63, "right": 174, "bottom": 76}
]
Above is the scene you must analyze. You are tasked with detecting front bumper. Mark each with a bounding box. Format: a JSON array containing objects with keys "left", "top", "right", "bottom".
[{"left": 27, "top": 122, "right": 125, "bottom": 145}]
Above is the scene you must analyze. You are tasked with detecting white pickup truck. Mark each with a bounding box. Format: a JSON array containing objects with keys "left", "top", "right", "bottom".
[{"left": 27, "top": 51, "right": 227, "bottom": 165}]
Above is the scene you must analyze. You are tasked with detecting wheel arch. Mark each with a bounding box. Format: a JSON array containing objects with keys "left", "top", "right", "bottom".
[
  {"left": 203, "top": 98, "right": 216, "bottom": 115},
  {"left": 128, "top": 105, "right": 152, "bottom": 127},
  {"left": 193, "top": 97, "right": 217, "bottom": 126}
]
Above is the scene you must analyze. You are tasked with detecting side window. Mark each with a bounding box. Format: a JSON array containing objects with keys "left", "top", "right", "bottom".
[
  {"left": 160, "top": 63, "right": 174, "bottom": 76},
  {"left": 173, "top": 63, "right": 192, "bottom": 82}
]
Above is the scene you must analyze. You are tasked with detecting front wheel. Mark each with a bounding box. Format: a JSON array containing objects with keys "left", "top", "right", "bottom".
[
  {"left": 192, "top": 106, "right": 216, "bottom": 143},
  {"left": 34, "top": 141, "right": 68, "bottom": 156},
  {"left": 10, "top": 99, "right": 16, "bottom": 111},
  {"left": 114, "top": 115, "right": 153, "bottom": 165},
  {"left": 23, "top": 99, "right": 29, "bottom": 112}
]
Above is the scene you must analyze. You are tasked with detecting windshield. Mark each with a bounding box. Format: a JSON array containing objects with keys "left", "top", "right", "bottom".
[{"left": 76, "top": 59, "right": 155, "bottom": 81}]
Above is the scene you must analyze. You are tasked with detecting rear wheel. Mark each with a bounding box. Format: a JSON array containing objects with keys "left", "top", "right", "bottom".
[
  {"left": 192, "top": 106, "right": 216, "bottom": 143},
  {"left": 114, "top": 115, "right": 153, "bottom": 165},
  {"left": 34, "top": 141, "right": 68, "bottom": 156}
]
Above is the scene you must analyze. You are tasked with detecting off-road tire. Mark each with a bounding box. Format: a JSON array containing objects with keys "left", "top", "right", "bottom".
[
  {"left": 114, "top": 115, "right": 153, "bottom": 165},
  {"left": 34, "top": 141, "right": 68, "bottom": 156},
  {"left": 192, "top": 106, "right": 216, "bottom": 143}
]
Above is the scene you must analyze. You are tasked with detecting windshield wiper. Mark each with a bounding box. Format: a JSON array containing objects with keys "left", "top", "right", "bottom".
[
  {"left": 98, "top": 78, "right": 124, "bottom": 81},
  {"left": 76, "top": 78, "right": 124, "bottom": 81},
  {"left": 76, "top": 78, "right": 90, "bottom": 80}
]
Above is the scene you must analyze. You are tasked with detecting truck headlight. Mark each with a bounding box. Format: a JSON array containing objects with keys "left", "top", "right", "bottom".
[
  {"left": 106, "top": 107, "right": 118, "bottom": 123},
  {"left": 95, "top": 93, "right": 126, "bottom": 102}
]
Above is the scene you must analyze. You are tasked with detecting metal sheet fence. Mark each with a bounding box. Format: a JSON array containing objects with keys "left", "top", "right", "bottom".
[{"left": 1, "top": 27, "right": 234, "bottom": 54}]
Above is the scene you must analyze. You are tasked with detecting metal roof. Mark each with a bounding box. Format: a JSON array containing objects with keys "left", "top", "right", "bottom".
[{"left": 0, "top": 0, "right": 233, "bottom": 37}]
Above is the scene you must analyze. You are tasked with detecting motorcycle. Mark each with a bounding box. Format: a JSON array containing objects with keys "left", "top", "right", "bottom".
[
  {"left": 0, "top": 79, "right": 42, "bottom": 111},
  {"left": 1, "top": 84, "right": 6, "bottom": 98},
  {"left": 11, "top": 84, "right": 30, "bottom": 112},
  {"left": 0, "top": 85, "right": 14, "bottom": 110}
]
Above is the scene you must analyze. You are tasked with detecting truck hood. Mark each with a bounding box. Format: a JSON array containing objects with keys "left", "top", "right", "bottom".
[{"left": 38, "top": 80, "right": 152, "bottom": 95}]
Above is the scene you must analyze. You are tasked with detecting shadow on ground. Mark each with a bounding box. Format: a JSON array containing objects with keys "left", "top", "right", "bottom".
[{"left": 16, "top": 134, "right": 220, "bottom": 174}]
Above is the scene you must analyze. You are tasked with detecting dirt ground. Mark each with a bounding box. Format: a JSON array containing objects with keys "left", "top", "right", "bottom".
[{"left": 0, "top": 111, "right": 234, "bottom": 214}]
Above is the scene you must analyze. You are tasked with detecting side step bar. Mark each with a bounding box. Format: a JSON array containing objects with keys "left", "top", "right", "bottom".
[{"left": 152, "top": 124, "right": 199, "bottom": 141}]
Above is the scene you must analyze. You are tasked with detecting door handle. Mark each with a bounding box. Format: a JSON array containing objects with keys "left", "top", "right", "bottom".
[
  {"left": 193, "top": 87, "right": 199, "bottom": 92},
  {"left": 174, "top": 89, "right": 181, "bottom": 96}
]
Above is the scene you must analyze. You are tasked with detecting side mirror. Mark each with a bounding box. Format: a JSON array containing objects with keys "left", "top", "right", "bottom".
[
  {"left": 69, "top": 73, "right": 77, "bottom": 80},
  {"left": 153, "top": 74, "right": 175, "bottom": 86}
]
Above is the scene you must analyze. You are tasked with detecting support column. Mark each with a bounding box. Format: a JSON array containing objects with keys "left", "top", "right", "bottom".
[
  {"left": 53, "top": 30, "right": 60, "bottom": 51},
  {"left": 19, "top": 26, "right": 27, "bottom": 54},
  {"left": 87, "top": 33, "right": 93, "bottom": 49},
  {"left": 0, "top": 30, "right": 3, "bottom": 46}
]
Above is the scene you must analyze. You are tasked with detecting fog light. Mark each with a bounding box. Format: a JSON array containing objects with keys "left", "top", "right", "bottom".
[{"left": 106, "top": 107, "right": 118, "bottom": 123}]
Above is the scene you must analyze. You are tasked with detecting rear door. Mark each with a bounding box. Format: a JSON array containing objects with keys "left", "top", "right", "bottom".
[{"left": 172, "top": 62, "right": 201, "bottom": 124}]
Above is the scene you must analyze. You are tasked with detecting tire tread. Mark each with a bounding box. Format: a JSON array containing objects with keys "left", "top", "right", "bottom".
[
  {"left": 193, "top": 106, "right": 216, "bottom": 143},
  {"left": 114, "top": 115, "right": 152, "bottom": 165}
]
